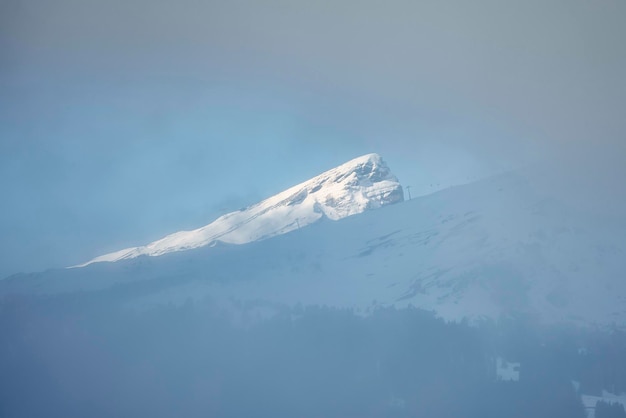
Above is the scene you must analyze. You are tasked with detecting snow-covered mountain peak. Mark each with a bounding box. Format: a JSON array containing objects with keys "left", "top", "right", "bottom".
[{"left": 75, "top": 153, "right": 403, "bottom": 267}]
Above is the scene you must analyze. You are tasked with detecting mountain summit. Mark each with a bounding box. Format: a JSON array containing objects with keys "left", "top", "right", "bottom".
[
  {"left": 4, "top": 159, "right": 626, "bottom": 327},
  {"left": 76, "top": 153, "right": 403, "bottom": 267}
]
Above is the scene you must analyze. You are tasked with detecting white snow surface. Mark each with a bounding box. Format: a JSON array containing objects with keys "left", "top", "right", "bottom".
[
  {"left": 74, "top": 153, "right": 403, "bottom": 267},
  {"left": 4, "top": 159, "right": 626, "bottom": 327},
  {"left": 581, "top": 391, "right": 626, "bottom": 418},
  {"left": 496, "top": 358, "right": 520, "bottom": 382}
]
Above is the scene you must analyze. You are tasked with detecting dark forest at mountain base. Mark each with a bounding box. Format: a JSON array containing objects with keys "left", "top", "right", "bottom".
[{"left": 1, "top": 292, "right": 625, "bottom": 418}]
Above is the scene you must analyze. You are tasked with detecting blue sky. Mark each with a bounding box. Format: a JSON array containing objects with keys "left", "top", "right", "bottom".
[{"left": 1, "top": 0, "right": 625, "bottom": 276}]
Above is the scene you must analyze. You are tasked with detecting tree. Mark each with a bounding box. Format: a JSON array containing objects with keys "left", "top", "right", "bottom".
[{"left": 596, "top": 400, "right": 626, "bottom": 418}]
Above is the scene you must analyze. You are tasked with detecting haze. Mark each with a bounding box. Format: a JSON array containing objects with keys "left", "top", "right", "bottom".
[
  {"left": 2, "top": 2, "right": 626, "bottom": 417},
  {"left": 2, "top": 0, "right": 625, "bottom": 277}
]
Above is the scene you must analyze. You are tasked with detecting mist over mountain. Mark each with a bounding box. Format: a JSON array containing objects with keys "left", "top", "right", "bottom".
[
  {"left": 3, "top": 152, "right": 626, "bottom": 417},
  {"left": 3, "top": 0, "right": 626, "bottom": 415},
  {"left": 3, "top": 153, "right": 625, "bottom": 328}
]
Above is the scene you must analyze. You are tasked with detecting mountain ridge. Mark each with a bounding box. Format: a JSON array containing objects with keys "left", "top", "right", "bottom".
[
  {"left": 74, "top": 153, "right": 403, "bottom": 267},
  {"left": 3, "top": 160, "right": 625, "bottom": 328}
]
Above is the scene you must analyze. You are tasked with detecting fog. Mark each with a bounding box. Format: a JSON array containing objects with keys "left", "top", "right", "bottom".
[
  {"left": 2, "top": 0, "right": 625, "bottom": 276},
  {"left": 1, "top": 0, "right": 626, "bottom": 416},
  {"left": 1, "top": 292, "right": 617, "bottom": 418}
]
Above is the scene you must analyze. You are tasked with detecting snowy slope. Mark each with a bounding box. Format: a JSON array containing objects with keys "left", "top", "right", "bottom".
[
  {"left": 3, "top": 162, "right": 626, "bottom": 327},
  {"left": 74, "top": 153, "right": 403, "bottom": 267}
]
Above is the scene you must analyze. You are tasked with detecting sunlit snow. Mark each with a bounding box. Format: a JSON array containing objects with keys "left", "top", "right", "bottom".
[{"left": 73, "top": 153, "right": 403, "bottom": 267}]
